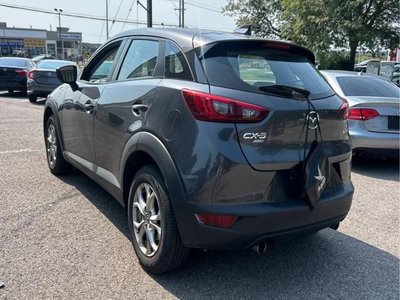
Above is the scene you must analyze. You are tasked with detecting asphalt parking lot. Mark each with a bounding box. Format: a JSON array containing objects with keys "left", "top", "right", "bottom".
[{"left": 0, "top": 92, "right": 399, "bottom": 299}]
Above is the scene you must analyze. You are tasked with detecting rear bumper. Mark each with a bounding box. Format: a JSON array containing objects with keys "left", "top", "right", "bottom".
[
  {"left": 350, "top": 128, "right": 399, "bottom": 150},
  {"left": 27, "top": 80, "right": 58, "bottom": 95},
  {"left": 174, "top": 182, "right": 354, "bottom": 249},
  {"left": 0, "top": 79, "right": 26, "bottom": 91}
]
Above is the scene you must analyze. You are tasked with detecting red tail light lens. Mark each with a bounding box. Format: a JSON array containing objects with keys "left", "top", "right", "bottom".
[
  {"left": 348, "top": 108, "right": 379, "bottom": 120},
  {"left": 195, "top": 213, "right": 238, "bottom": 229},
  {"left": 15, "top": 69, "right": 27, "bottom": 76},
  {"left": 340, "top": 97, "right": 349, "bottom": 120},
  {"left": 27, "top": 70, "right": 34, "bottom": 79},
  {"left": 182, "top": 89, "right": 269, "bottom": 123}
]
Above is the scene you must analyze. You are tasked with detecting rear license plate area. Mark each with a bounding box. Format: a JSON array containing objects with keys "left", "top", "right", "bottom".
[{"left": 388, "top": 116, "right": 399, "bottom": 130}]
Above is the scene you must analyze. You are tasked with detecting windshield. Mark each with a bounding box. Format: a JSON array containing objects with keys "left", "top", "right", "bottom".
[
  {"left": 337, "top": 76, "right": 400, "bottom": 98},
  {"left": 0, "top": 58, "right": 28, "bottom": 67},
  {"left": 36, "top": 60, "right": 73, "bottom": 69},
  {"left": 198, "top": 41, "right": 334, "bottom": 100}
]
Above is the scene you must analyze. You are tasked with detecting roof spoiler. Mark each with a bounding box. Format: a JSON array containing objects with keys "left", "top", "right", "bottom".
[{"left": 234, "top": 25, "right": 252, "bottom": 36}]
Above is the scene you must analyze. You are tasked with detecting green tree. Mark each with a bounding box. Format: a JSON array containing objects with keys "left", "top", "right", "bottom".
[{"left": 224, "top": 0, "right": 400, "bottom": 67}]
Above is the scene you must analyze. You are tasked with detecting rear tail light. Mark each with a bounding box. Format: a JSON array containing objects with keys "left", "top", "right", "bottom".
[
  {"left": 340, "top": 97, "right": 349, "bottom": 120},
  {"left": 348, "top": 108, "right": 379, "bottom": 120},
  {"left": 15, "top": 70, "right": 27, "bottom": 76},
  {"left": 27, "top": 70, "right": 35, "bottom": 80},
  {"left": 182, "top": 89, "right": 269, "bottom": 123},
  {"left": 195, "top": 213, "right": 238, "bottom": 229}
]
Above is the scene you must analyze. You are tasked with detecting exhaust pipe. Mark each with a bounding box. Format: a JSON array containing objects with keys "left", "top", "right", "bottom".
[{"left": 252, "top": 241, "right": 268, "bottom": 255}]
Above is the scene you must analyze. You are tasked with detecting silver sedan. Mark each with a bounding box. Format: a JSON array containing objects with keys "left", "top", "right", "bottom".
[{"left": 321, "top": 70, "right": 399, "bottom": 156}]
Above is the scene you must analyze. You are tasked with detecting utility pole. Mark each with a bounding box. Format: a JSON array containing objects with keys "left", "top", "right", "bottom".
[
  {"left": 178, "top": 0, "right": 181, "bottom": 28},
  {"left": 137, "top": 0, "right": 152, "bottom": 28},
  {"left": 54, "top": 8, "right": 63, "bottom": 59},
  {"left": 181, "top": 0, "right": 184, "bottom": 28},
  {"left": 106, "top": 0, "right": 109, "bottom": 39},
  {"left": 147, "top": 0, "right": 152, "bottom": 27}
]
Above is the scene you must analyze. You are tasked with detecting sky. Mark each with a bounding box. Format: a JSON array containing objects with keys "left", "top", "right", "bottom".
[{"left": 0, "top": 0, "right": 237, "bottom": 43}]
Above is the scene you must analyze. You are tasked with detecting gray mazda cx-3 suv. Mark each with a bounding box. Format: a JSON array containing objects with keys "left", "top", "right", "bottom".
[{"left": 43, "top": 28, "right": 354, "bottom": 274}]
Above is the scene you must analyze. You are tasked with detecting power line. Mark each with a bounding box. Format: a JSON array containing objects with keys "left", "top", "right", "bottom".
[
  {"left": 121, "top": 0, "right": 136, "bottom": 31},
  {"left": 0, "top": 3, "right": 177, "bottom": 27},
  {"left": 169, "top": 0, "right": 221, "bottom": 13},
  {"left": 109, "top": 0, "right": 124, "bottom": 34}
]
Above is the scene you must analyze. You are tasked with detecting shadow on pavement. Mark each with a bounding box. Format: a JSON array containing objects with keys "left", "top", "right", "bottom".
[
  {"left": 352, "top": 156, "right": 399, "bottom": 181},
  {"left": 57, "top": 169, "right": 399, "bottom": 299},
  {"left": 153, "top": 232, "right": 399, "bottom": 299},
  {"left": 0, "top": 91, "right": 27, "bottom": 98},
  {"left": 58, "top": 171, "right": 130, "bottom": 239}
]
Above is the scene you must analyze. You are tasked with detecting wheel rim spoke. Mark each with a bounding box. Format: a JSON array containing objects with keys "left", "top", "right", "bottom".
[{"left": 145, "top": 226, "right": 158, "bottom": 252}]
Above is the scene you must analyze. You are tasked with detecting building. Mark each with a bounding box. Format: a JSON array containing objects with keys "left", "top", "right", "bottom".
[{"left": 0, "top": 22, "right": 82, "bottom": 60}]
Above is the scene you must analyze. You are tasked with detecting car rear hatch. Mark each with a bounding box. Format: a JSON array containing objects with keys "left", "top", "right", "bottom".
[
  {"left": 0, "top": 66, "right": 27, "bottom": 82},
  {"left": 347, "top": 97, "right": 400, "bottom": 133},
  {"left": 30, "top": 69, "right": 60, "bottom": 85},
  {"left": 337, "top": 76, "right": 400, "bottom": 133},
  {"left": 194, "top": 39, "right": 350, "bottom": 172}
]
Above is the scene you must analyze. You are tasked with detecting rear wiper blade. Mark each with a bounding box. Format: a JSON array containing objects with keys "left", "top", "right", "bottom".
[{"left": 258, "top": 84, "right": 311, "bottom": 99}]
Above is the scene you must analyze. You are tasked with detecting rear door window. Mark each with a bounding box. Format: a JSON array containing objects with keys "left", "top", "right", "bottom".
[
  {"left": 165, "top": 41, "right": 192, "bottom": 80},
  {"left": 198, "top": 41, "right": 334, "bottom": 100}
]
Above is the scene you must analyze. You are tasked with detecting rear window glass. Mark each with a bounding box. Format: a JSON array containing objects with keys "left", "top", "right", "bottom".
[
  {"left": 198, "top": 42, "right": 334, "bottom": 100},
  {"left": 36, "top": 60, "right": 73, "bottom": 69},
  {"left": 0, "top": 58, "right": 28, "bottom": 67},
  {"left": 337, "top": 76, "right": 400, "bottom": 97}
]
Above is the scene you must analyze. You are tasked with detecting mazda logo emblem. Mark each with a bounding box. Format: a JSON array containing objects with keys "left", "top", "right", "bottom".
[{"left": 306, "top": 111, "right": 319, "bottom": 129}]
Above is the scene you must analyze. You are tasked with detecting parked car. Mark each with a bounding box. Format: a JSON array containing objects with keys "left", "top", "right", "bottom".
[
  {"left": 44, "top": 28, "right": 354, "bottom": 273},
  {"left": 353, "top": 59, "right": 380, "bottom": 72},
  {"left": 31, "top": 54, "right": 55, "bottom": 64},
  {"left": 0, "top": 57, "right": 34, "bottom": 94},
  {"left": 321, "top": 70, "right": 400, "bottom": 157},
  {"left": 27, "top": 60, "right": 76, "bottom": 103},
  {"left": 391, "top": 63, "right": 399, "bottom": 86}
]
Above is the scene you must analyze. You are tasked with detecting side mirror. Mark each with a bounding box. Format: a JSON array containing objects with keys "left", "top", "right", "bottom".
[{"left": 57, "top": 65, "right": 77, "bottom": 84}]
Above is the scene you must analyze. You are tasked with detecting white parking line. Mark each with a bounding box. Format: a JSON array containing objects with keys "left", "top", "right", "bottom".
[
  {"left": 21, "top": 100, "right": 29, "bottom": 103},
  {"left": 0, "top": 148, "right": 42, "bottom": 154}
]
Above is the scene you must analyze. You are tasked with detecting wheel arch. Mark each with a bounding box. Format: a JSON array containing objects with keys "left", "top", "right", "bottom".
[
  {"left": 43, "top": 99, "right": 66, "bottom": 156},
  {"left": 120, "top": 132, "right": 187, "bottom": 209}
]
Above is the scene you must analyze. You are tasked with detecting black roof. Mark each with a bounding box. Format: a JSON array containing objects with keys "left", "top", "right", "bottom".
[{"left": 109, "top": 28, "right": 315, "bottom": 63}]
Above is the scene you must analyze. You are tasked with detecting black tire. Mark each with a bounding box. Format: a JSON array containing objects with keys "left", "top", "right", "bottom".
[
  {"left": 7, "top": 89, "right": 13, "bottom": 94},
  {"left": 127, "top": 165, "right": 188, "bottom": 274},
  {"left": 28, "top": 94, "right": 37, "bottom": 103},
  {"left": 45, "top": 116, "right": 70, "bottom": 175}
]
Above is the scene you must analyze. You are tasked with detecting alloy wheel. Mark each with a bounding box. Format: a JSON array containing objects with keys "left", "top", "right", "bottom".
[
  {"left": 132, "top": 183, "right": 162, "bottom": 257},
  {"left": 46, "top": 123, "right": 57, "bottom": 168}
]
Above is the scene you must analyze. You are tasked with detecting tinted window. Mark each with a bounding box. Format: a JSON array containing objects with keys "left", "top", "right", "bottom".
[
  {"left": 198, "top": 42, "right": 334, "bottom": 100},
  {"left": 0, "top": 58, "right": 28, "bottom": 67},
  {"left": 81, "top": 41, "right": 121, "bottom": 83},
  {"left": 165, "top": 41, "right": 192, "bottom": 80},
  {"left": 337, "top": 76, "right": 400, "bottom": 97},
  {"left": 117, "top": 39, "right": 159, "bottom": 80},
  {"left": 36, "top": 60, "right": 73, "bottom": 69}
]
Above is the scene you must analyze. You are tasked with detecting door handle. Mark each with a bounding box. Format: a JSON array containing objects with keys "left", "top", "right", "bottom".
[
  {"left": 84, "top": 100, "right": 95, "bottom": 114},
  {"left": 132, "top": 104, "right": 148, "bottom": 116}
]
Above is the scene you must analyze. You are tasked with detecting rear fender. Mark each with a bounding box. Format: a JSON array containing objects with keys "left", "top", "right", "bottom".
[{"left": 120, "top": 132, "right": 187, "bottom": 207}]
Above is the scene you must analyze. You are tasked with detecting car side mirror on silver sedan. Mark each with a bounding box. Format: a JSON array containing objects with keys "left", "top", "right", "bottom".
[{"left": 57, "top": 65, "right": 77, "bottom": 84}]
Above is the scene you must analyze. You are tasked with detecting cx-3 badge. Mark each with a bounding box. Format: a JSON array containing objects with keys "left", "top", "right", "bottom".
[{"left": 306, "top": 111, "right": 319, "bottom": 129}]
